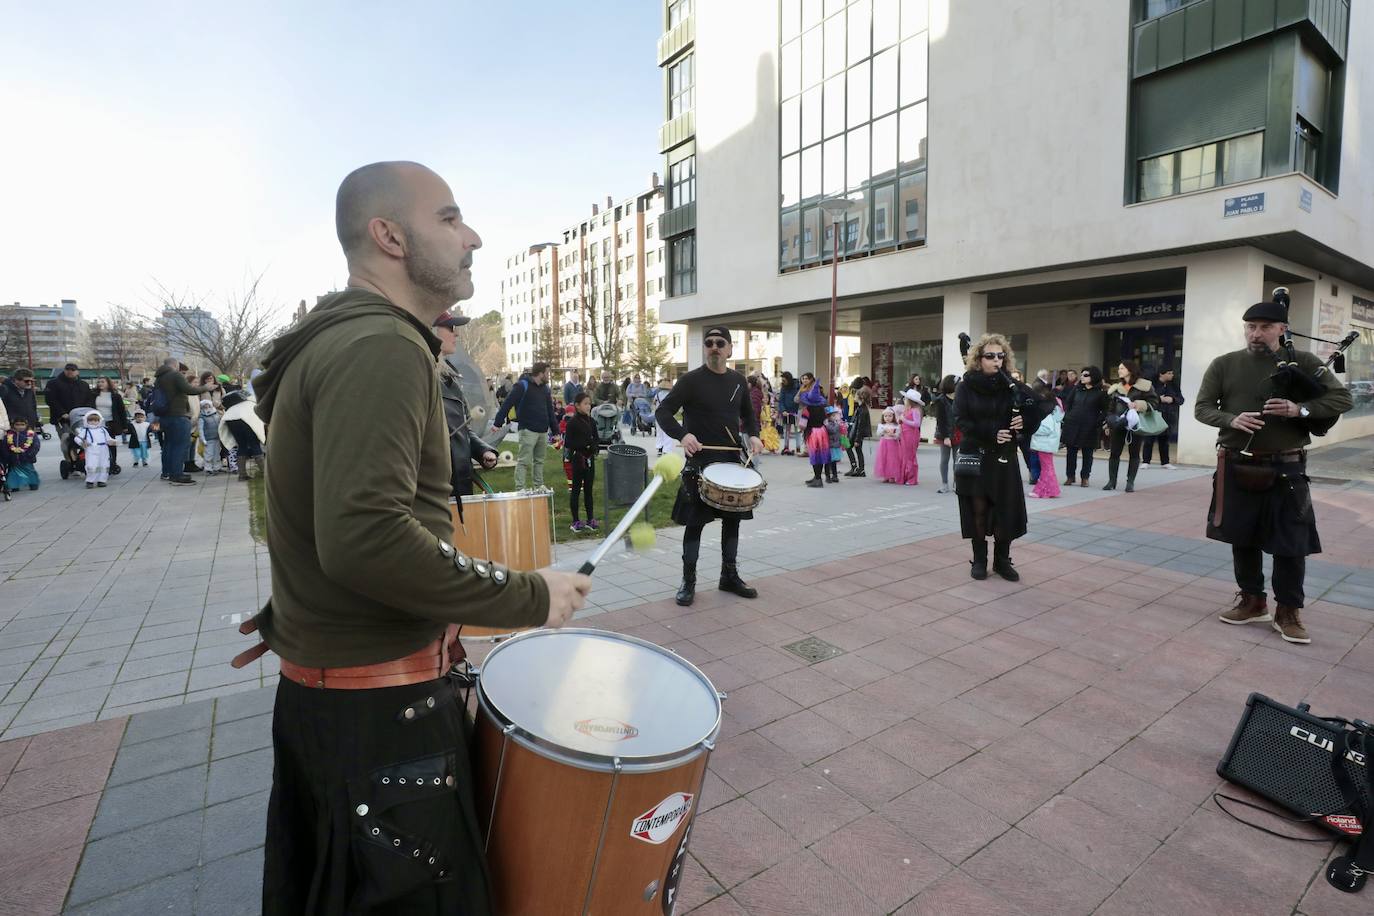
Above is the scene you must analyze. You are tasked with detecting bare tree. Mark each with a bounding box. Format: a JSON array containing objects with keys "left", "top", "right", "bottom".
[
  {"left": 0, "top": 312, "right": 27, "bottom": 369},
  {"left": 89, "top": 305, "right": 161, "bottom": 380},
  {"left": 455, "top": 310, "right": 507, "bottom": 379},
  {"left": 629, "top": 310, "right": 672, "bottom": 382},
  {"left": 580, "top": 283, "right": 627, "bottom": 377},
  {"left": 149, "top": 274, "right": 283, "bottom": 376}
]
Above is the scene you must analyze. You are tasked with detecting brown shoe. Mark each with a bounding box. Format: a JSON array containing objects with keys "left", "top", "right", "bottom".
[
  {"left": 1273, "top": 604, "right": 1311, "bottom": 644},
  {"left": 1079, "top": 478, "right": 1089, "bottom": 487},
  {"left": 1219, "top": 592, "right": 1271, "bottom": 625}
]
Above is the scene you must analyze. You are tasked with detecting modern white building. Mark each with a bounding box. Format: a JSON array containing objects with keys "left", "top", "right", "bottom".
[
  {"left": 655, "top": 0, "right": 1373, "bottom": 463},
  {"left": 0, "top": 299, "right": 90, "bottom": 371},
  {"left": 161, "top": 306, "right": 221, "bottom": 370},
  {"left": 497, "top": 180, "right": 797, "bottom": 382}
]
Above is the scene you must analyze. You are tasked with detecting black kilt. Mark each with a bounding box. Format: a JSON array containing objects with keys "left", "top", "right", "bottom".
[
  {"left": 671, "top": 451, "right": 754, "bottom": 527},
  {"left": 263, "top": 674, "right": 491, "bottom": 916},
  {"left": 1205, "top": 456, "right": 1321, "bottom": 557},
  {"left": 954, "top": 448, "right": 1029, "bottom": 541}
]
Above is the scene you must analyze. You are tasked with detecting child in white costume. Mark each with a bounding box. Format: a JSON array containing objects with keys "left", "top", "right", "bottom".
[{"left": 76, "top": 409, "right": 113, "bottom": 488}]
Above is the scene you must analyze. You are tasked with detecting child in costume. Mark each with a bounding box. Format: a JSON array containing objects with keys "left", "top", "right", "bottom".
[
  {"left": 76, "top": 409, "right": 113, "bottom": 488},
  {"left": 2, "top": 417, "right": 41, "bottom": 492},
  {"left": 199, "top": 399, "right": 223, "bottom": 475},
  {"left": 899, "top": 388, "right": 923, "bottom": 486},
  {"left": 823, "top": 406, "right": 844, "bottom": 483},
  {"left": 872, "top": 407, "right": 903, "bottom": 483},
  {"left": 801, "top": 378, "right": 829, "bottom": 487},
  {"left": 1030, "top": 395, "right": 1065, "bottom": 499},
  {"left": 129, "top": 410, "right": 152, "bottom": 466}
]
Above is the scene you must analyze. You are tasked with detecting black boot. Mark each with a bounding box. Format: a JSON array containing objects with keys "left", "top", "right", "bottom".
[
  {"left": 676, "top": 564, "right": 696, "bottom": 606},
  {"left": 719, "top": 563, "right": 758, "bottom": 599},
  {"left": 970, "top": 539, "right": 988, "bottom": 580},
  {"left": 993, "top": 540, "right": 1020, "bottom": 581},
  {"left": 1102, "top": 478, "right": 1116, "bottom": 491}
]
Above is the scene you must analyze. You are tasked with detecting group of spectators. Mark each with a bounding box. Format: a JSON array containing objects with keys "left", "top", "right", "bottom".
[{"left": 0, "top": 360, "right": 267, "bottom": 492}]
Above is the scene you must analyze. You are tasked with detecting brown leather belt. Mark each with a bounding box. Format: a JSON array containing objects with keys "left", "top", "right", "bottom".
[
  {"left": 233, "top": 619, "right": 466, "bottom": 690},
  {"left": 1220, "top": 446, "right": 1305, "bottom": 464}
]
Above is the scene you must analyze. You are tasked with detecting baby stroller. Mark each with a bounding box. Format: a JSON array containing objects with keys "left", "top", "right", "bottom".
[
  {"left": 592, "top": 402, "right": 622, "bottom": 449},
  {"left": 631, "top": 397, "right": 655, "bottom": 435},
  {"left": 58, "top": 413, "right": 86, "bottom": 480}
]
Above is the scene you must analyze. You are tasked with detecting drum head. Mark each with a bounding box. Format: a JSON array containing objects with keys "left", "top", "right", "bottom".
[
  {"left": 479, "top": 629, "right": 721, "bottom": 766},
  {"left": 702, "top": 463, "right": 762, "bottom": 488}
]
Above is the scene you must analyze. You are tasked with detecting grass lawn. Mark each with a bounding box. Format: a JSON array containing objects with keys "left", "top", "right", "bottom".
[{"left": 246, "top": 444, "right": 680, "bottom": 546}]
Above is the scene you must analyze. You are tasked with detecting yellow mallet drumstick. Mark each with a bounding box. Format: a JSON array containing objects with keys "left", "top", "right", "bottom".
[{"left": 577, "top": 452, "right": 685, "bottom": 575}]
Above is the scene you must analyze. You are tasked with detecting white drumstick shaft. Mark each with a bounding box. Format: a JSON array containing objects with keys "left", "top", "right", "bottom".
[{"left": 579, "top": 475, "right": 665, "bottom": 573}]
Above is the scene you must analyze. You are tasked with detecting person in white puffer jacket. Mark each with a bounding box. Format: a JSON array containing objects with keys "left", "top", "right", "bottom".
[{"left": 218, "top": 389, "right": 267, "bottom": 481}]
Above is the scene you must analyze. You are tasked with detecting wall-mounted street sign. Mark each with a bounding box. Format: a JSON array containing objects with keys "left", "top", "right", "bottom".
[
  {"left": 1224, "top": 192, "right": 1265, "bottom": 217},
  {"left": 1089, "top": 296, "right": 1185, "bottom": 326},
  {"left": 1299, "top": 188, "right": 1313, "bottom": 213}
]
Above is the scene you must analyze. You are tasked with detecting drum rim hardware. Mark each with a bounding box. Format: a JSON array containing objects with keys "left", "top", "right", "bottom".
[{"left": 476, "top": 627, "right": 723, "bottom": 774}]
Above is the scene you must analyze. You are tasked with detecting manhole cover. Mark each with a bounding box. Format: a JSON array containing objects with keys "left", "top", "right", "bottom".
[{"left": 782, "top": 637, "right": 843, "bottom": 664}]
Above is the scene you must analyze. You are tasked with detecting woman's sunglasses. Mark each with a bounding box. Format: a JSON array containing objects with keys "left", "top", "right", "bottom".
[{"left": 981, "top": 352, "right": 1006, "bottom": 360}]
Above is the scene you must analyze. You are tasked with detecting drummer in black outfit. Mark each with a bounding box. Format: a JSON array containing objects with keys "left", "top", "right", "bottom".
[{"left": 654, "top": 326, "right": 764, "bottom": 607}]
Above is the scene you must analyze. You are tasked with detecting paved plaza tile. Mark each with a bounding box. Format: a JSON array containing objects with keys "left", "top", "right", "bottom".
[{"left": 1, "top": 433, "right": 1372, "bottom": 912}]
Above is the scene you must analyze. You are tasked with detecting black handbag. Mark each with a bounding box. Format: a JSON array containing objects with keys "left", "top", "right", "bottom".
[{"left": 952, "top": 449, "right": 983, "bottom": 478}]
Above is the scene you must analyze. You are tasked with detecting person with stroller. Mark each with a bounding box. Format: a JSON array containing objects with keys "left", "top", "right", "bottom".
[
  {"left": 75, "top": 409, "right": 113, "bottom": 489},
  {"left": 44, "top": 363, "right": 91, "bottom": 439},
  {"left": 3, "top": 416, "right": 41, "bottom": 494},
  {"left": 625, "top": 374, "right": 649, "bottom": 429}
]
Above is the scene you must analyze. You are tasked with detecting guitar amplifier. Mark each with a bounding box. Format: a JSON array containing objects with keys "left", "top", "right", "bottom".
[{"left": 1216, "top": 693, "right": 1369, "bottom": 838}]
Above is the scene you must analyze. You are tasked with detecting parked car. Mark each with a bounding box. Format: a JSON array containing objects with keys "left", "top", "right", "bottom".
[{"left": 1349, "top": 380, "right": 1374, "bottom": 407}]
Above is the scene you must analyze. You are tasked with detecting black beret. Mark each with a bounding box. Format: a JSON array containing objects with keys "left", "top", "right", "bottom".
[{"left": 1242, "top": 301, "right": 1288, "bottom": 322}]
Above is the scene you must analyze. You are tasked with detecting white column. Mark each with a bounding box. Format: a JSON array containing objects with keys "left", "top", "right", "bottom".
[
  {"left": 685, "top": 321, "right": 705, "bottom": 369},
  {"left": 941, "top": 289, "right": 987, "bottom": 378},
  {"left": 781, "top": 312, "right": 818, "bottom": 375},
  {"left": 1176, "top": 247, "right": 1267, "bottom": 466}
]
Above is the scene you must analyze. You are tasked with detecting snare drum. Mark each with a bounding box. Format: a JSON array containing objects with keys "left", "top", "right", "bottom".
[
  {"left": 474, "top": 628, "right": 721, "bottom": 915},
  {"left": 450, "top": 490, "right": 554, "bottom": 642},
  {"left": 697, "top": 463, "right": 767, "bottom": 513}
]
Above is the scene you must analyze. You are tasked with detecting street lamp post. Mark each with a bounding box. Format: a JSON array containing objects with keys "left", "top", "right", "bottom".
[{"left": 819, "top": 196, "right": 863, "bottom": 404}]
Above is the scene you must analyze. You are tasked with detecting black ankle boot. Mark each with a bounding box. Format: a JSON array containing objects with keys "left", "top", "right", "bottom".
[
  {"left": 719, "top": 563, "right": 758, "bottom": 599},
  {"left": 970, "top": 539, "right": 988, "bottom": 580},
  {"left": 676, "top": 564, "right": 697, "bottom": 606},
  {"left": 993, "top": 540, "right": 1019, "bottom": 581}
]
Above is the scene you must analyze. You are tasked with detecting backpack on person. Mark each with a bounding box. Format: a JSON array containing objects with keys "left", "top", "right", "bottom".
[{"left": 143, "top": 385, "right": 170, "bottom": 415}]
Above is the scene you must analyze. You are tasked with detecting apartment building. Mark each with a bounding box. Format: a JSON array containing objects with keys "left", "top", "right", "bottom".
[
  {"left": 0, "top": 299, "right": 91, "bottom": 371},
  {"left": 655, "top": 0, "right": 1372, "bottom": 463}
]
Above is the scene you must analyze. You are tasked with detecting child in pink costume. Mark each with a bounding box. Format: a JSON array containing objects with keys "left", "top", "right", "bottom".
[
  {"left": 898, "top": 389, "right": 923, "bottom": 485},
  {"left": 1031, "top": 396, "right": 1065, "bottom": 499},
  {"left": 871, "top": 407, "right": 903, "bottom": 482}
]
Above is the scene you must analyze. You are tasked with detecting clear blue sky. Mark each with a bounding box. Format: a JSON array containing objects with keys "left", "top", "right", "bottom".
[{"left": 0, "top": 0, "right": 663, "bottom": 320}]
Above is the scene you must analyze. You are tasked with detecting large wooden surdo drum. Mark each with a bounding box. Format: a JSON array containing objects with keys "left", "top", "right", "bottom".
[{"left": 449, "top": 490, "right": 554, "bottom": 642}]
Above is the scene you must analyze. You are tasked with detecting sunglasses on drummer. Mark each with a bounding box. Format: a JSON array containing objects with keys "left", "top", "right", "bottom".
[
  {"left": 981, "top": 352, "right": 1006, "bottom": 360},
  {"left": 704, "top": 338, "right": 728, "bottom": 349}
]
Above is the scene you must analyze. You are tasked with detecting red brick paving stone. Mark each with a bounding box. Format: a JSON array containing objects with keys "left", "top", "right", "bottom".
[
  {"left": 698, "top": 768, "right": 736, "bottom": 814},
  {"left": 1305, "top": 663, "right": 1374, "bottom": 712},
  {"left": 811, "top": 619, "right": 888, "bottom": 652},
  {"left": 730, "top": 849, "right": 884, "bottom": 916},
  {"left": 1094, "top": 843, "right": 1290, "bottom": 916},
  {"left": 0, "top": 792, "right": 100, "bottom": 865},
  {"left": 929, "top": 613, "right": 1001, "bottom": 644},
  {"left": 707, "top": 731, "right": 804, "bottom": 795},
  {"left": 715, "top": 682, "right": 803, "bottom": 739},
  {"left": 720, "top": 643, "right": 805, "bottom": 681},
  {"left": 852, "top": 638, "right": 929, "bottom": 674},
  {"left": 772, "top": 606, "right": 843, "bottom": 633},
  {"left": 692, "top": 627, "right": 764, "bottom": 660},
  {"left": 811, "top": 813, "right": 951, "bottom": 912},
  {"left": 683, "top": 891, "right": 748, "bottom": 915},
  {"left": 867, "top": 719, "right": 977, "bottom": 778},
  {"left": 697, "top": 658, "right": 758, "bottom": 693},
  {"left": 1095, "top": 667, "right": 1192, "bottom": 715},
  {"left": 745, "top": 770, "right": 869, "bottom": 845},
  {"left": 1063, "top": 763, "right": 1197, "bottom": 842},
  {"left": 663, "top": 610, "right": 733, "bottom": 640},
  {"left": 961, "top": 828, "right": 1116, "bottom": 916},
  {"left": 810, "top": 741, "right": 924, "bottom": 808},
  {"left": 1105, "top": 734, "right": 1225, "bottom": 806},
  {"left": 0, "top": 842, "right": 84, "bottom": 916},
  {"left": 1062, "top": 625, "right": 1161, "bottom": 670},
  {"left": 0, "top": 748, "right": 118, "bottom": 817},
  {"left": 671, "top": 853, "right": 725, "bottom": 914},
  {"left": 688, "top": 796, "right": 802, "bottom": 890},
  {"left": 1026, "top": 645, "right": 1116, "bottom": 684},
  {"left": 903, "top": 657, "right": 989, "bottom": 694},
  {"left": 808, "top": 652, "right": 895, "bottom": 690},
  {"left": 892, "top": 867, "right": 1031, "bottom": 915},
  {"left": 756, "top": 710, "right": 862, "bottom": 765},
  {"left": 15, "top": 715, "right": 125, "bottom": 771},
  {"left": 879, "top": 779, "right": 1009, "bottom": 865},
  {"left": 940, "top": 641, "right": 1025, "bottom": 679},
  {"left": 933, "top": 747, "right": 1069, "bottom": 824},
  {"left": 1018, "top": 794, "right": 1162, "bottom": 883},
  {"left": 1165, "top": 807, "right": 1333, "bottom": 903},
  {"left": 959, "top": 663, "right": 1086, "bottom": 726},
  {"left": 1298, "top": 866, "right": 1374, "bottom": 916},
  {"left": 912, "top": 698, "right": 1020, "bottom": 750},
  {"left": 0, "top": 737, "right": 29, "bottom": 789},
  {"left": 858, "top": 672, "right": 963, "bottom": 716},
  {"left": 1027, "top": 686, "right": 1163, "bottom": 760},
  {"left": 880, "top": 600, "right": 947, "bottom": 628},
  {"left": 810, "top": 690, "right": 909, "bottom": 739},
  {"left": 762, "top": 665, "right": 849, "bottom": 708}
]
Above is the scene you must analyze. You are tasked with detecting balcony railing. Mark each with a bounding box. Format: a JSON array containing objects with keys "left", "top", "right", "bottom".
[
  {"left": 657, "top": 14, "right": 695, "bottom": 65},
  {"left": 1134, "top": 0, "right": 1350, "bottom": 78},
  {"left": 659, "top": 110, "right": 695, "bottom": 153}
]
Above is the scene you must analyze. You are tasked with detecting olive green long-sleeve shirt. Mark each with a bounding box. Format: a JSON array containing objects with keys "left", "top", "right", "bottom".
[
  {"left": 251, "top": 289, "right": 549, "bottom": 668},
  {"left": 1194, "top": 347, "right": 1353, "bottom": 452}
]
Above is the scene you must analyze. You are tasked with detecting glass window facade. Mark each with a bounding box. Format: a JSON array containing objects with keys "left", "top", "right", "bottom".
[
  {"left": 668, "top": 155, "right": 696, "bottom": 208},
  {"left": 669, "top": 54, "right": 695, "bottom": 119},
  {"left": 669, "top": 235, "right": 697, "bottom": 296},
  {"left": 1136, "top": 131, "right": 1262, "bottom": 201},
  {"left": 779, "top": 0, "right": 928, "bottom": 270}
]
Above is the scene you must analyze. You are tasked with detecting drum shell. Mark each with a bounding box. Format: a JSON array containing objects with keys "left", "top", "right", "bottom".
[
  {"left": 474, "top": 703, "right": 710, "bottom": 916},
  {"left": 449, "top": 491, "right": 553, "bottom": 641},
  {"left": 696, "top": 464, "right": 766, "bottom": 513}
]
